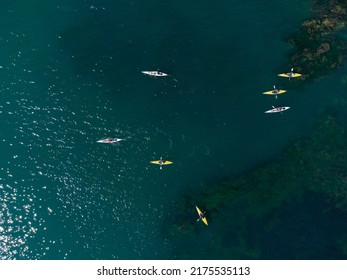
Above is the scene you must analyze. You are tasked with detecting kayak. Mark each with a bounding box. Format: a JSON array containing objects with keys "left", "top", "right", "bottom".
[
  {"left": 97, "top": 138, "right": 124, "bottom": 143},
  {"left": 278, "top": 73, "right": 302, "bottom": 78},
  {"left": 265, "top": 106, "right": 290, "bottom": 113},
  {"left": 262, "top": 89, "right": 287, "bottom": 95},
  {"left": 150, "top": 160, "right": 173, "bottom": 165},
  {"left": 150, "top": 159, "right": 173, "bottom": 169},
  {"left": 142, "top": 71, "right": 168, "bottom": 77},
  {"left": 195, "top": 206, "right": 208, "bottom": 226}
]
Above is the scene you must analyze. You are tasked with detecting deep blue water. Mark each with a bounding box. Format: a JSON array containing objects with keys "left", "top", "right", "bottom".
[{"left": 1, "top": 0, "right": 347, "bottom": 259}]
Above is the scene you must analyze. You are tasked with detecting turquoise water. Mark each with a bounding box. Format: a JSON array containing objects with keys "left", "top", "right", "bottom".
[{"left": 1, "top": 0, "right": 346, "bottom": 259}]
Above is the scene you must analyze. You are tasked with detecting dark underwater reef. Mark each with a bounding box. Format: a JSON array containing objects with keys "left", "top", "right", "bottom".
[
  {"left": 287, "top": 0, "right": 347, "bottom": 81},
  {"left": 167, "top": 115, "right": 347, "bottom": 259}
]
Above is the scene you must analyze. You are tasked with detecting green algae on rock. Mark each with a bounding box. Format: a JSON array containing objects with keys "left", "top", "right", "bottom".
[{"left": 286, "top": 0, "right": 347, "bottom": 81}]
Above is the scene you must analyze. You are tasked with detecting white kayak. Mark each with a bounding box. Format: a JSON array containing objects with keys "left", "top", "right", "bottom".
[
  {"left": 142, "top": 71, "right": 168, "bottom": 77},
  {"left": 265, "top": 106, "right": 290, "bottom": 113},
  {"left": 97, "top": 138, "right": 124, "bottom": 144}
]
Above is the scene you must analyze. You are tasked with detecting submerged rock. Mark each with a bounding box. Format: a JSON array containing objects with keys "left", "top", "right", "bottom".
[
  {"left": 168, "top": 115, "right": 347, "bottom": 259},
  {"left": 286, "top": 0, "right": 347, "bottom": 82}
]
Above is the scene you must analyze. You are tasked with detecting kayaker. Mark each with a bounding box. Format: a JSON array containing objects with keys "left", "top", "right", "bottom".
[{"left": 199, "top": 211, "right": 206, "bottom": 220}]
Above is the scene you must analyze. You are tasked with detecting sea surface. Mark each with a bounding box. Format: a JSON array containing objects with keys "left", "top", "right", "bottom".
[{"left": 0, "top": 0, "right": 346, "bottom": 259}]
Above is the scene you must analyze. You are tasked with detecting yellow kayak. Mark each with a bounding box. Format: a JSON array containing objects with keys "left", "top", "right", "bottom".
[
  {"left": 278, "top": 68, "right": 301, "bottom": 78},
  {"left": 150, "top": 158, "right": 173, "bottom": 169},
  {"left": 150, "top": 160, "right": 173, "bottom": 165},
  {"left": 278, "top": 73, "right": 302, "bottom": 78},
  {"left": 278, "top": 68, "right": 302, "bottom": 79},
  {"left": 195, "top": 206, "right": 208, "bottom": 226},
  {"left": 262, "top": 89, "right": 286, "bottom": 95}
]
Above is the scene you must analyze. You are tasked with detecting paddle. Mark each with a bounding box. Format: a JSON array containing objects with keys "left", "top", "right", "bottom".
[
  {"left": 159, "top": 157, "right": 164, "bottom": 170},
  {"left": 273, "top": 85, "right": 278, "bottom": 99}
]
